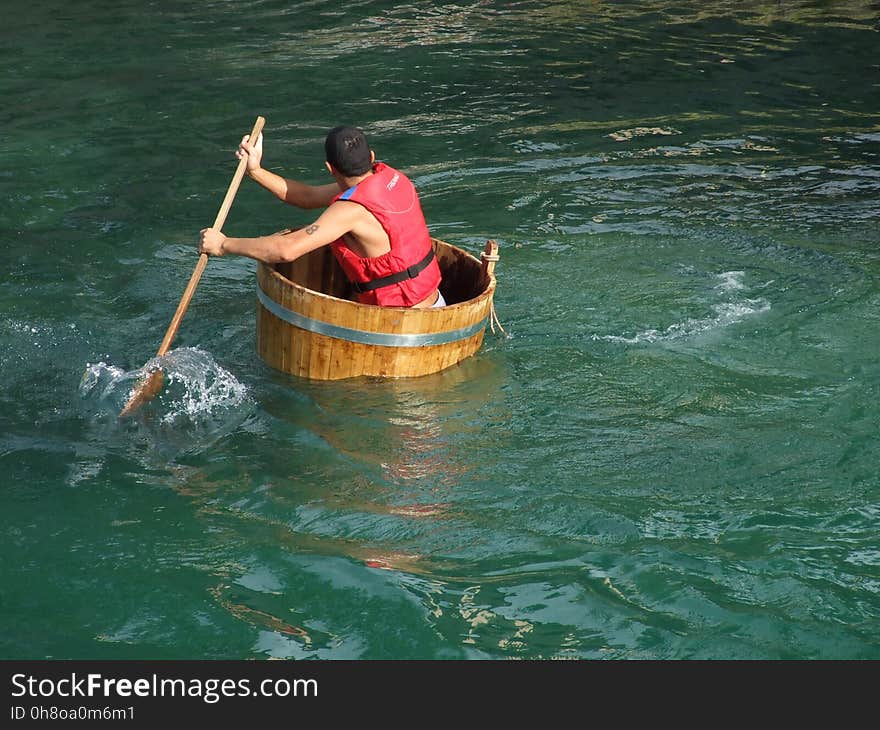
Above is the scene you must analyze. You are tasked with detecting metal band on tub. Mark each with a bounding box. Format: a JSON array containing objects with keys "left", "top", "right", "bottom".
[{"left": 256, "top": 286, "right": 488, "bottom": 347}]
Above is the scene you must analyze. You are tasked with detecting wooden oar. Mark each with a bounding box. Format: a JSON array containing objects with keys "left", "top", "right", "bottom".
[{"left": 119, "top": 115, "right": 265, "bottom": 418}]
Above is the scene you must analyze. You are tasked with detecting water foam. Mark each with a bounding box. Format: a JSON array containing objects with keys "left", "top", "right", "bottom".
[
  {"left": 153, "top": 347, "right": 249, "bottom": 425},
  {"left": 715, "top": 270, "right": 746, "bottom": 292},
  {"left": 593, "top": 270, "right": 771, "bottom": 345},
  {"left": 79, "top": 346, "right": 250, "bottom": 424}
]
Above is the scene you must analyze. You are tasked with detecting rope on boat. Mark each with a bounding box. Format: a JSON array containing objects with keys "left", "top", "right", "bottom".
[
  {"left": 489, "top": 302, "right": 508, "bottom": 338},
  {"left": 480, "top": 247, "right": 508, "bottom": 338}
]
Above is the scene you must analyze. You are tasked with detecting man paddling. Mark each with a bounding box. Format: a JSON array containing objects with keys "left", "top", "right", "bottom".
[{"left": 199, "top": 125, "right": 445, "bottom": 308}]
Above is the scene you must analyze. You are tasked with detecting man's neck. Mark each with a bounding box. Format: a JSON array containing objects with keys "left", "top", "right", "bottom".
[{"left": 337, "top": 168, "right": 373, "bottom": 191}]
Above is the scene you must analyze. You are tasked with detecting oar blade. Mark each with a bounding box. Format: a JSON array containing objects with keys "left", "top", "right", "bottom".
[{"left": 118, "top": 369, "right": 165, "bottom": 418}]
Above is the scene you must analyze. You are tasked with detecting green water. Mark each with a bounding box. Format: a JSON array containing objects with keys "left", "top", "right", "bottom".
[{"left": 2, "top": 1, "right": 879, "bottom": 660}]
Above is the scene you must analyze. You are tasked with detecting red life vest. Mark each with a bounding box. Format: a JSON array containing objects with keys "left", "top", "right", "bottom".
[{"left": 330, "top": 163, "right": 441, "bottom": 307}]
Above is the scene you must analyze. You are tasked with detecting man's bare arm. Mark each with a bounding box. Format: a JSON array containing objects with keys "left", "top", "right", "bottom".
[
  {"left": 264, "top": 172, "right": 340, "bottom": 209},
  {"left": 238, "top": 135, "right": 339, "bottom": 209},
  {"left": 199, "top": 202, "right": 359, "bottom": 263}
]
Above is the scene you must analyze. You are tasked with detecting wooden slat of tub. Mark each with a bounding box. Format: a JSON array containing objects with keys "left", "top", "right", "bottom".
[
  {"left": 257, "top": 266, "right": 279, "bottom": 373},
  {"left": 306, "top": 288, "right": 332, "bottom": 380}
]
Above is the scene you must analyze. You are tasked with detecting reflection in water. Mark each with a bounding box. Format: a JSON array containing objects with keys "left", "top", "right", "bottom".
[
  {"left": 289, "top": 355, "right": 509, "bottom": 567},
  {"left": 209, "top": 584, "right": 311, "bottom": 641},
  {"left": 299, "top": 353, "right": 506, "bottom": 494},
  {"left": 158, "top": 355, "right": 514, "bottom": 651}
]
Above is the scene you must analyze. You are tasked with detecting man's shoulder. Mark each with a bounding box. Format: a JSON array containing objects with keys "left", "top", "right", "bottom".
[{"left": 326, "top": 197, "right": 370, "bottom": 224}]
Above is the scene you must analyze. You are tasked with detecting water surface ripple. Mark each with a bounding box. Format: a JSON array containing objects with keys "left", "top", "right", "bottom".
[{"left": 1, "top": 1, "right": 878, "bottom": 659}]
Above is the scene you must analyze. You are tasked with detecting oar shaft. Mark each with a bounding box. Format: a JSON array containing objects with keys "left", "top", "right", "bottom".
[
  {"left": 153, "top": 115, "right": 265, "bottom": 358},
  {"left": 156, "top": 252, "right": 209, "bottom": 357},
  {"left": 212, "top": 116, "right": 264, "bottom": 231}
]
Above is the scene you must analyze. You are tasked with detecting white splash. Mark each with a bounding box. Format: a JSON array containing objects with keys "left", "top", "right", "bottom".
[
  {"left": 158, "top": 348, "right": 249, "bottom": 425},
  {"left": 79, "top": 347, "right": 249, "bottom": 424},
  {"left": 715, "top": 271, "right": 746, "bottom": 292},
  {"left": 79, "top": 361, "right": 131, "bottom": 400},
  {"left": 593, "top": 296, "right": 770, "bottom": 345}
]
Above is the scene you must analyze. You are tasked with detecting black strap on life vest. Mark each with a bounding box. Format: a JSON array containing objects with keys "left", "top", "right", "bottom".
[{"left": 350, "top": 247, "right": 436, "bottom": 294}]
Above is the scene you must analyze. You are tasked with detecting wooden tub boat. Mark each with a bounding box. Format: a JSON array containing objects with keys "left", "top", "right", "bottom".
[{"left": 255, "top": 235, "right": 499, "bottom": 380}]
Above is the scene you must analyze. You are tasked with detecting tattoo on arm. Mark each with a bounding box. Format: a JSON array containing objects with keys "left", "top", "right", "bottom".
[{"left": 305, "top": 224, "right": 319, "bottom": 235}]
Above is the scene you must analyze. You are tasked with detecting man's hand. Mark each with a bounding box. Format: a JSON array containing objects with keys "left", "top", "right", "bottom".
[
  {"left": 200, "top": 227, "right": 227, "bottom": 256},
  {"left": 237, "top": 132, "right": 263, "bottom": 175}
]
